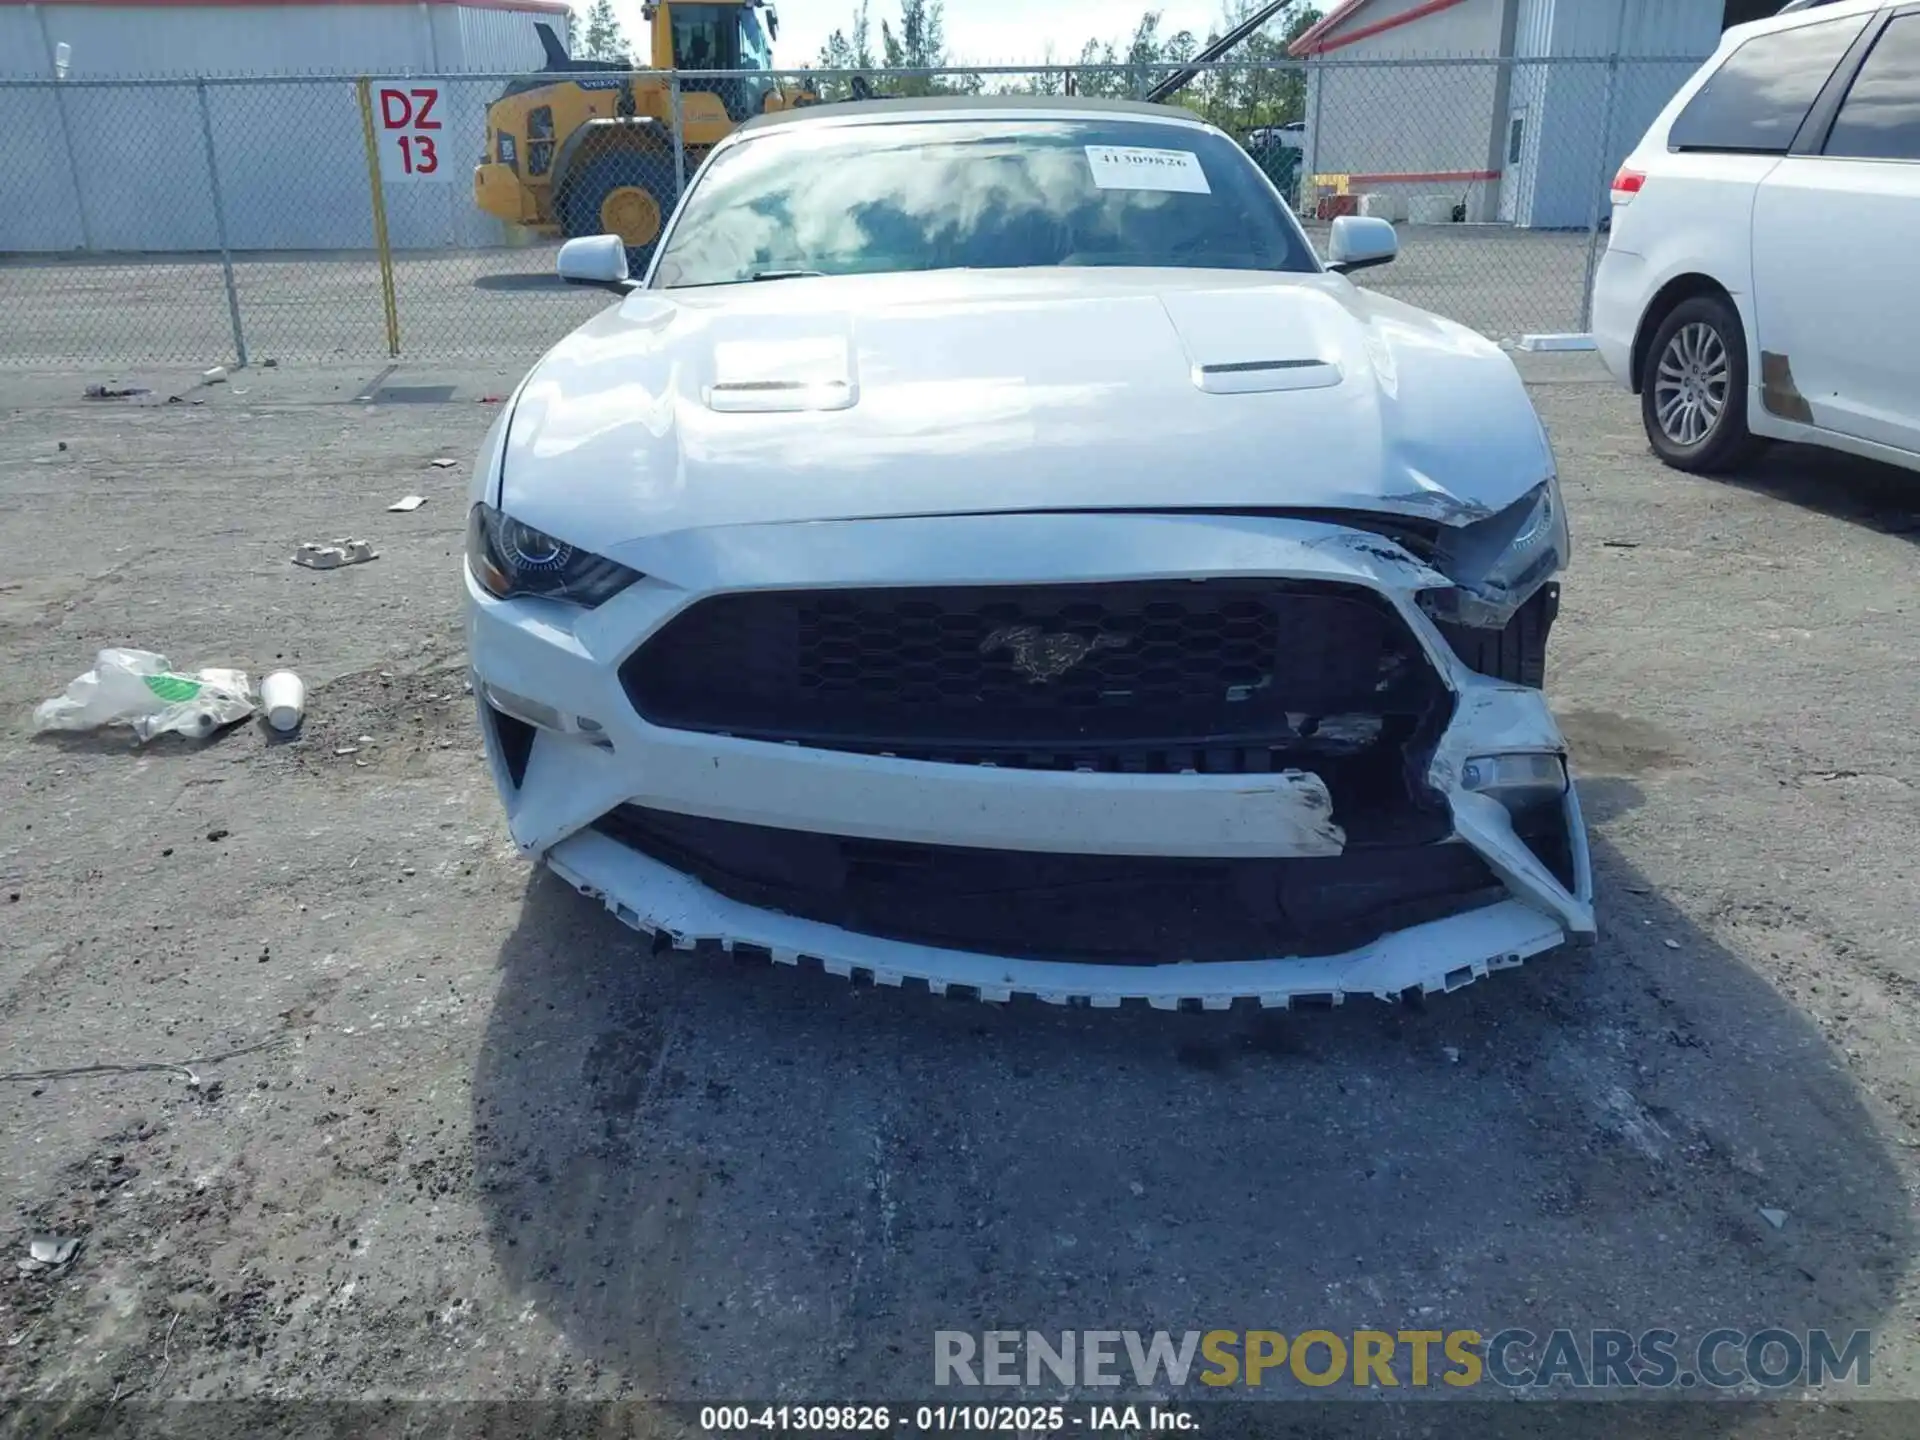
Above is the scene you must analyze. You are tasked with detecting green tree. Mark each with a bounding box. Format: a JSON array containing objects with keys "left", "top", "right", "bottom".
[
  {"left": 576, "top": 0, "right": 629, "bottom": 63},
  {"left": 1058, "top": 3, "right": 1322, "bottom": 119},
  {"left": 880, "top": 0, "right": 949, "bottom": 96},
  {"left": 818, "top": 2, "right": 978, "bottom": 98},
  {"left": 1073, "top": 37, "right": 1123, "bottom": 98},
  {"left": 1171, "top": 2, "right": 1321, "bottom": 132},
  {"left": 1122, "top": 11, "right": 1167, "bottom": 99},
  {"left": 1031, "top": 42, "right": 1064, "bottom": 96},
  {"left": 815, "top": 1, "right": 877, "bottom": 100}
]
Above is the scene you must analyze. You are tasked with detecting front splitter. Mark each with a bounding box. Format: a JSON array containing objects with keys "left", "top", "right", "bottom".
[{"left": 543, "top": 826, "right": 1573, "bottom": 1009}]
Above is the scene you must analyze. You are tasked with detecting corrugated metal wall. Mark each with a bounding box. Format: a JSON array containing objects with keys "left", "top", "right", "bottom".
[
  {"left": 1500, "top": 0, "right": 1556, "bottom": 224},
  {"left": 0, "top": 7, "right": 48, "bottom": 76},
  {"left": 10, "top": 5, "right": 435, "bottom": 77},
  {"left": 0, "top": 81, "right": 89, "bottom": 248},
  {"left": 1308, "top": 0, "right": 1509, "bottom": 223},
  {"left": 0, "top": 4, "right": 561, "bottom": 252},
  {"left": 1512, "top": 0, "right": 1718, "bottom": 227},
  {"left": 1308, "top": 0, "right": 1719, "bottom": 230},
  {"left": 1559, "top": 0, "right": 1724, "bottom": 57},
  {"left": 2, "top": 2, "right": 559, "bottom": 77},
  {"left": 451, "top": 5, "right": 551, "bottom": 71}
]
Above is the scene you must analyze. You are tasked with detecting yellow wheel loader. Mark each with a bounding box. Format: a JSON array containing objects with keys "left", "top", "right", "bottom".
[{"left": 474, "top": 2, "right": 836, "bottom": 268}]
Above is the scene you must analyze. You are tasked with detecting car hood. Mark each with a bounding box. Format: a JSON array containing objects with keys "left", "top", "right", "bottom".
[{"left": 500, "top": 268, "right": 1553, "bottom": 546}]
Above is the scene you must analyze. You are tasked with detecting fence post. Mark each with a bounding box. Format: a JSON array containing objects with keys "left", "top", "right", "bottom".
[
  {"left": 1305, "top": 61, "right": 1325, "bottom": 218},
  {"left": 194, "top": 79, "right": 247, "bottom": 369},
  {"left": 47, "top": 83, "right": 93, "bottom": 250},
  {"left": 355, "top": 77, "right": 402, "bottom": 359},
  {"left": 1580, "top": 54, "right": 1622, "bottom": 332},
  {"left": 35, "top": 7, "right": 93, "bottom": 250},
  {"left": 669, "top": 72, "right": 687, "bottom": 201}
]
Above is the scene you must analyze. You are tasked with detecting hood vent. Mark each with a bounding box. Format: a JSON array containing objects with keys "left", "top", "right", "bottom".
[
  {"left": 1192, "top": 358, "right": 1342, "bottom": 395},
  {"left": 705, "top": 336, "right": 858, "bottom": 413},
  {"left": 706, "top": 378, "right": 857, "bottom": 413}
]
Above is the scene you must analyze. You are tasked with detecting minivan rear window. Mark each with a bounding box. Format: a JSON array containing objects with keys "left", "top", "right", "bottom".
[{"left": 1669, "top": 13, "right": 1869, "bottom": 154}]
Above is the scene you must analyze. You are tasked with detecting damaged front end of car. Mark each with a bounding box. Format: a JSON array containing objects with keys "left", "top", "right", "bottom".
[{"left": 465, "top": 486, "right": 1592, "bottom": 1010}]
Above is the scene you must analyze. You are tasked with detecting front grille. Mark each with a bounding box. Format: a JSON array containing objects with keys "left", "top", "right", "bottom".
[
  {"left": 625, "top": 581, "right": 1447, "bottom": 761},
  {"left": 1434, "top": 584, "right": 1559, "bottom": 688},
  {"left": 595, "top": 806, "right": 1506, "bottom": 965}
]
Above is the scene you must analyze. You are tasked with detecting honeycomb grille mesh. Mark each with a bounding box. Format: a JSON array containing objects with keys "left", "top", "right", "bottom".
[{"left": 625, "top": 580, "right": 1442, "bottom": 761}]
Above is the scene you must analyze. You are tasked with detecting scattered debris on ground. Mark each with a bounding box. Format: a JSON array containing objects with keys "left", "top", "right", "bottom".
[
  {"left": 18, "top": 1235, "right": 81, "bottom": 1275},
  {"left": 0, "top": 1036, "right": 284, "bottom": 1091},
  {"left": 388, "top": 495, "right": 427, "bottom": 512},
  {"left": 83, "top": 384, "right": 149, "bottom": 400},
  {"left": 261, "top": 670, "right": 305, "bottom": 733},
  {"left": 292, "top": 539, "right": 377, "bottom": 569},
  {"left": 32, "top": 648, "right": 253, "bottom": 743}
]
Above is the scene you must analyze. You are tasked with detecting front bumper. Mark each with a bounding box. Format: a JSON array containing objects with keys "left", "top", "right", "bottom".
[{"left": 467, "top": 511, "right": 1594, "bottom": 1008}]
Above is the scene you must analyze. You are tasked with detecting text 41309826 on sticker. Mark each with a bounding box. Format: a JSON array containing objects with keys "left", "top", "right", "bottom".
[{"left": 1084, "top": 145, "right": 1213, "bottom": 195}]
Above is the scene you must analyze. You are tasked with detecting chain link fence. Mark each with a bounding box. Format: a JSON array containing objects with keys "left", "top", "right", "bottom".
[{"left": 0, "top": 56, "right": 1707, "bottom": 369}]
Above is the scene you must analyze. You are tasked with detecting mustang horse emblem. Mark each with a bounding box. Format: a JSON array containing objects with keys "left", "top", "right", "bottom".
[{"left": 980, "top": 624, "right": 1131, "bottom": 683}]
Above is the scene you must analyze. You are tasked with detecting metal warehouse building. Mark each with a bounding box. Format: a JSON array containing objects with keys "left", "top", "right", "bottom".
[
  {"left": 1292, "top": 0, "right": 1745, "bottom": 229},
  {"left": 0, "top": 0, "right": 569, "bottom": 252}
]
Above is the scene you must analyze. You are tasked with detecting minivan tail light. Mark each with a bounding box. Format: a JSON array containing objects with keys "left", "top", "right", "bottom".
[{"left": 1611, "top": 168, "right": 1646, "bottom": 205}]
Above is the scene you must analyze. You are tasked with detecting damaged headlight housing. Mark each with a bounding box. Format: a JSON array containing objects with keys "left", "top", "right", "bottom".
[
  {"left": 1420, "top": 477, "right": 1568, "bottom": 630},
  {"left": 466, "top": 503, "right": 641, "bottom": 606}
]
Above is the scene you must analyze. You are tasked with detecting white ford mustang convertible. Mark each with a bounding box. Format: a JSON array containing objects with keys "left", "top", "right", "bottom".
[{"left": 465, "top": 95, "right": 1593, "bottom": 1009}]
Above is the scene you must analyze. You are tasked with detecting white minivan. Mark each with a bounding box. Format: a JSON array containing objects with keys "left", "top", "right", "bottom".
[{"left": 1593, "top": 0, "right": 1920, "bottom": 474}]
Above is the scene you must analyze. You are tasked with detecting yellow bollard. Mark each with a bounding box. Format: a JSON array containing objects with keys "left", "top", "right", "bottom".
[{"left": 356, "top": 77, "right": 402, "bottom": 359}]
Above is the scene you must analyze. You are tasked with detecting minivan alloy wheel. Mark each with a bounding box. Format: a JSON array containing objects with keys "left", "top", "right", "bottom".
[{"left": 1653, "top": 321, "right": 1729, "bottom": 446}]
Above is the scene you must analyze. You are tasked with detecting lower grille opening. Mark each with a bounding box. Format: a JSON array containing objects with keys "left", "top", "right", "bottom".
[
  {"left": 1513, "top": 799, "right": 1577, "bottom": 892},
  {"left": 593, "top": 805, "right": 1509, "bottom": 965},
  {"left": 487, "top": 705, "right": 536, "bottom": 789},
  {"left": 1434, "top": 584, "right": 1559, "bottom": 687},
  {"left": 623, "top": 579, "right": 1457, "bottom": 844}
]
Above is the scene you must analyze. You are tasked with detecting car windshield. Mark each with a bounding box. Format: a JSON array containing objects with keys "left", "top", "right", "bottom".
[{"left": 651, "top": 116, "right": 1316, "bottom": 287}]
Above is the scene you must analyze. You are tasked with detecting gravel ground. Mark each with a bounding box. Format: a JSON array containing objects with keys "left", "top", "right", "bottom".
[
  {"left": 0, "top": 227, "right": 1598, "bottom": 370},
  {"left": 1, "top": 354, "right": 1917, "bottom": 1431}
]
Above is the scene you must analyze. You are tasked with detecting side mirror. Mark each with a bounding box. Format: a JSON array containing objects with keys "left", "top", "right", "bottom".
[
  {"left": 1327, "top": 215, "right": 1398, "bottom": 275},
  {"left": 766, "top": 5, "right": 780, "bottom": 40},
  {"left": 556, "top": 234, "right": 632, "bottom": 291}
]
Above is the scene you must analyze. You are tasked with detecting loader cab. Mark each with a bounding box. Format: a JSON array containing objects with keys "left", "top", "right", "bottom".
[{"left": 654, "top": 2, "right": 779, "bottom": 122}]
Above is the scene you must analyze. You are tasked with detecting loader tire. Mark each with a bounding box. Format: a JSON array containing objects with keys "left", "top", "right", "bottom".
[{"left": 559, "top": 153, "right": 667, "bottom": 274}]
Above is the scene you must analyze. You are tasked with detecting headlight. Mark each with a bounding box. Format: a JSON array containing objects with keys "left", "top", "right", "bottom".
[
  {"left": 466, "top": 503, "right": 642, "bottom": 606},
  {"left": 1420, "top": 478, "right": 1568, "bottom": 630}
]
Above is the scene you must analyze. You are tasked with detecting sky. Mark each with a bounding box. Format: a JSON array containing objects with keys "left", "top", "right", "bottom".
[{"left": 610, "top": 2, "right": 1245, "bottom": 68}]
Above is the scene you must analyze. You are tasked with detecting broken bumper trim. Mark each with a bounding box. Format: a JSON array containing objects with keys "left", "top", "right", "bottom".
[{"left": 544, "top": 823, "right": 1575, "bottom": 1010}]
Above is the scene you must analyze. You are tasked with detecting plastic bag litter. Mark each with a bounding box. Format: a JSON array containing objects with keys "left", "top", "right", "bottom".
[{"left": 33, "top": 648, "right": 254, "bottom": 742}]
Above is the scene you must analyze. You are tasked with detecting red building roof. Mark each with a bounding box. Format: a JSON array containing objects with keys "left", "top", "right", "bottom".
[{"left": 1289, "top": 0, "right": 1475, "bottom": 57}]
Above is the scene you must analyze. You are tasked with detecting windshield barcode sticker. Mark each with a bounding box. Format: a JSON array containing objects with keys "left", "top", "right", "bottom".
[{"left": 1085, "top": 145, "right": 1212, "bottom": 194}]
